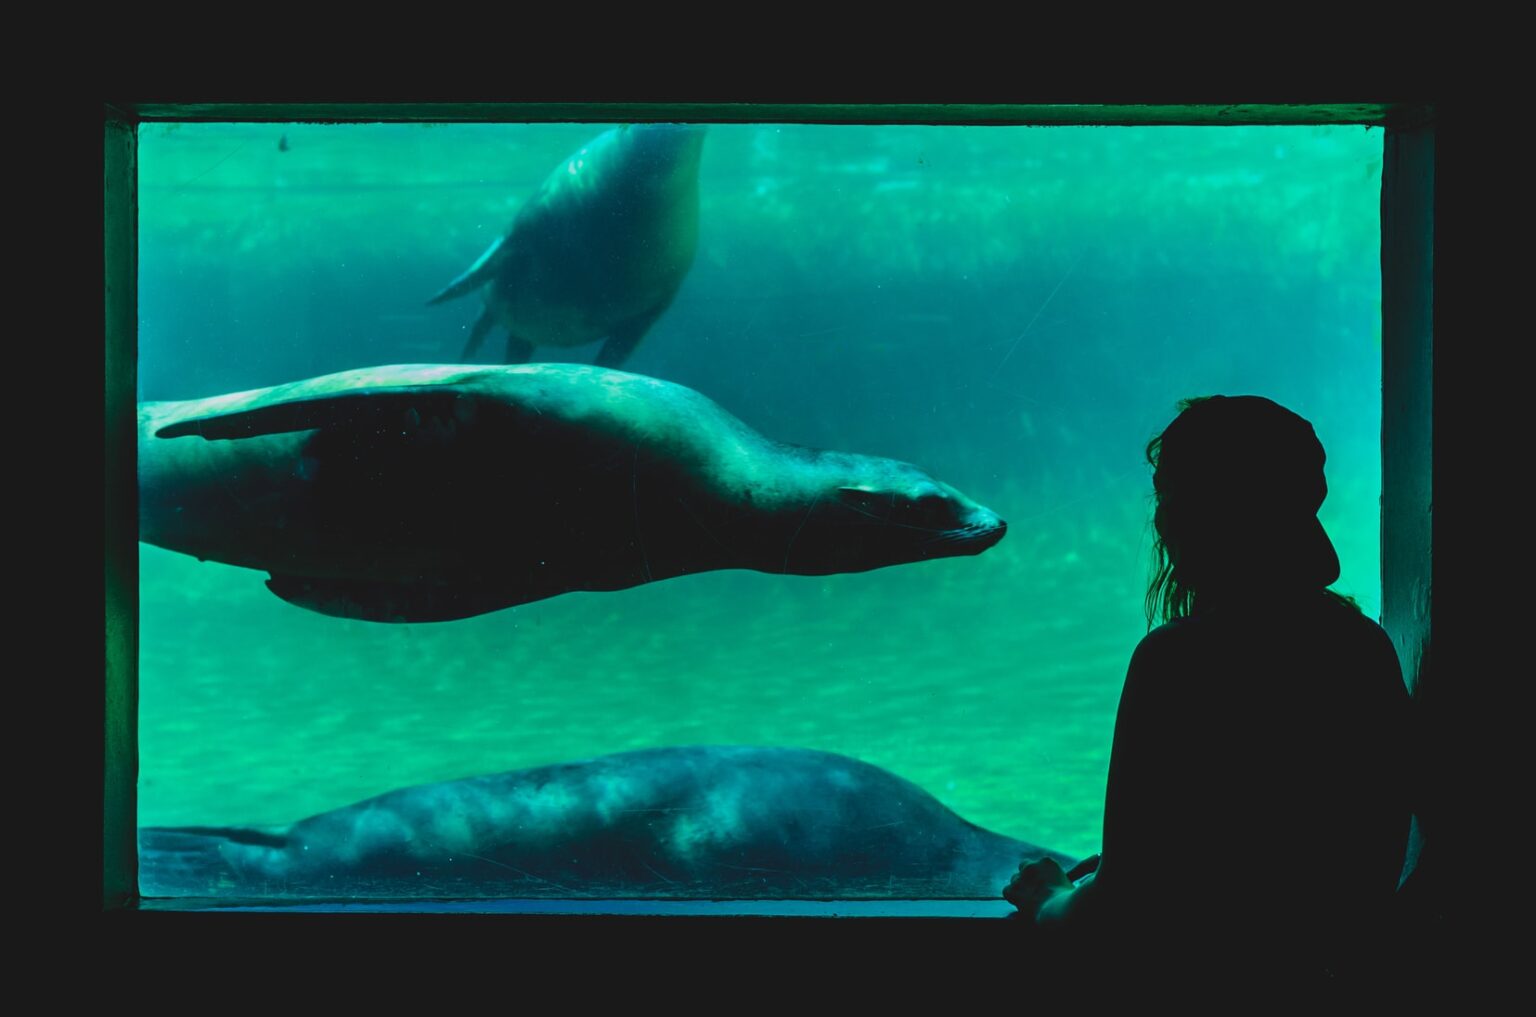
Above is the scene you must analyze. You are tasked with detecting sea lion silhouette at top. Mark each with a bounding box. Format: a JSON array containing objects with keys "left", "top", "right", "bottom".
[
  {"left": 427, "top": 124, "right": 706, "bottom": 368},
  {"left": 140, "top": 364, "right": 1007, "bottom": 623}
]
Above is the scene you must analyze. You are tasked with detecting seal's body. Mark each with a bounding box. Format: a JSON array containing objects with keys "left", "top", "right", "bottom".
[
  {"left": 429, "top": 124, "right": 706, "bottom": 368},
  {"left": 139, "top": 746, "right": 1072, "bottom": 898},
  {"left": 140, "top": 364, "right": 1006, "bottom": 622}
]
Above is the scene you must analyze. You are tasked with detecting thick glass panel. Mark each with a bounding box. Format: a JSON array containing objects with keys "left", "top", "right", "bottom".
[{"left": 137, "top": 122, "right": 1382, "bottom": 900}]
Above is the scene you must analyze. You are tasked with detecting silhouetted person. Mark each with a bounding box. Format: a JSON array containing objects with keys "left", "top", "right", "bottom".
[{"left": 1005, "top": 395, "right": 1413, "bottom": 991}]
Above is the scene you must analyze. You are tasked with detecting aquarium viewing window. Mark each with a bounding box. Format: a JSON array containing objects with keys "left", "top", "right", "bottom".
[{"left": 104, "top": 103, "right": 1434, "bottom": 917}]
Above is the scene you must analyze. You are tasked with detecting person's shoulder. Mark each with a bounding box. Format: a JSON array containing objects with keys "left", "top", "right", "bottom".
[
  {"left": 1128, "top": 618, "right": 1200, "bottom": 670},
  {"left": 1121, "top": 620, "right": 1210, "bottom": 710},
  {"left": 1317, "top": 595, "right": 1400, "bottom": 658},
  {"left": 1137, "top": 616, "right": 1201, "bottom": 649}
]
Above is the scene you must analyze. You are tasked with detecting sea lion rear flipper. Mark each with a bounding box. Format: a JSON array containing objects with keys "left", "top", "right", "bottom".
[
  {"left": 138, "top": 825, "right": 289, "bottom": 896},
  {"left": 266, "top": 574, "right": 519, "bottom": 623},
  {"left": 427, "top": 235, "right": 510, "bottom": 306},
  {"left": 460, "top": 308, "right": 497, "bottom": 361},
  {"left": 593, "top": 310, "right": 661, "bottom": 368},
  {"left": 155, "top": 387, "right": 477, "bottom": 441},
  {"left": 504, "top": 335, "right": 534, "bottom": 364}
]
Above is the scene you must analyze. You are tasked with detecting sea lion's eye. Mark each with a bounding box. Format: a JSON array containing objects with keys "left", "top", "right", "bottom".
[
  {"left": 837, "top": 487, "right": 886, "bottom": 517},
  {"left": 909, "top": 493, "right": 954, "bottom": 526}
]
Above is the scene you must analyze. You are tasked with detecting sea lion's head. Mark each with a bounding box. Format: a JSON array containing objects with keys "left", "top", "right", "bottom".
[{"left": 776, "top": 452, "right": 1007, "bottom": 575}]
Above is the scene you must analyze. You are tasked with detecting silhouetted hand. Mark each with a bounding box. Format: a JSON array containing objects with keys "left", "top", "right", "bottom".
[{"left": 1003, "top": 857, "right": 1073, "bottom": 920}]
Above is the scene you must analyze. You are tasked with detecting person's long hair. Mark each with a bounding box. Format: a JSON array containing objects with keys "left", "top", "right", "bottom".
[
  {"left": 1144, "top": 397, "right": 1359, "bottom": 628},
  {"left": 1143, "top": 397, "right": 1202, "bottom": 627}
]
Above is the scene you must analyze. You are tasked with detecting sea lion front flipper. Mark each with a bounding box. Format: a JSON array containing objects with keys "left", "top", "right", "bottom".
[
  {"left": 427, "top": 235, "right": 510, "bottom": 306},
  {"left": 265, "top": 574, "right": 520, "bottom": 623},
  {"left": 593, "top": 309, "right": 662, "bottom": 368},
  {"left": 155, "top": 387, "right": 479, "bottom": 441}
]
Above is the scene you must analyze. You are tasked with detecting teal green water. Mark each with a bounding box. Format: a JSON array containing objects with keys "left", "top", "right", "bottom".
[{"left": 137, "top": 122, "right": 1383, "bottom": 870}]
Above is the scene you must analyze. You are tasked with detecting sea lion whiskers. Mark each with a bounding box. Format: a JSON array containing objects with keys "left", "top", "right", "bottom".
[{"left": 837, "top": 496, "right": 956, "bottom": 534}]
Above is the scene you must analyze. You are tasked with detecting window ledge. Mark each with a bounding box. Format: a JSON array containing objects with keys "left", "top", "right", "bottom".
[{"left": 137, "top": 897, "right": 1020, "bottom": 917}]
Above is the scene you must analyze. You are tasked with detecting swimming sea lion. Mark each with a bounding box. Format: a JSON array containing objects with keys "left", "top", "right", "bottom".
[
  {"left": 139, "top": 364, "right": 1007, "bottom": 623},
  {"left": 428, "top": 124, "right": 706, "bottom": 368},
  {"left": 138, "top": 746, "right": 1073, "bottom": 898}
]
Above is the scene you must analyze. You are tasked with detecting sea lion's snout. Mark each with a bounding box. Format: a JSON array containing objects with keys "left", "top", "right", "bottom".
[
  {"left": 966, "top": 513, "right": 1008, "bottom": 552},
  {"left": 930, "top": 505, "right": 1007, "bottom": 556},
  {"left": 969, "top": 506, "right": 1006, "bottom": 536},
  {"left": 969, "top": 505, "right": 1005, "bottom": 532},
  {"left": 823, "top": 465, "right": 1008, "bottom": 568}
]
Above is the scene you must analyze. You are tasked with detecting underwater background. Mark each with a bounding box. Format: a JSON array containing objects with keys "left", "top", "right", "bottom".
[{"left": 136, "top": 121, "right": 1384, "bottom": 883}]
